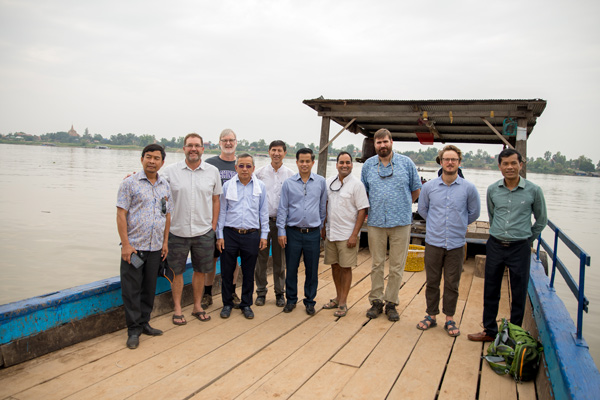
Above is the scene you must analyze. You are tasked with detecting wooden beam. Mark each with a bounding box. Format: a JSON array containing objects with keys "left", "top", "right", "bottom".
[
  {"left": 318, "top": 118, "right": 356, "bottom": 155},
  {"left": 318, "top": 111, "right": 532, "bottom": 118},
  {"left": 481, "top": 118, "right": 514, "bottom": 149},
  {"left": 317, "top": 116, "right": 331, "bottom": 177},
  {"left": 516, "top": 118, "right": 528, "bottom": 178}
]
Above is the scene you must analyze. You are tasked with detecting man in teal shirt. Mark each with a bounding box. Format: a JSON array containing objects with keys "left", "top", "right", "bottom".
[{"left": 468, "top": 148, "right": 547, "bottom": 342}]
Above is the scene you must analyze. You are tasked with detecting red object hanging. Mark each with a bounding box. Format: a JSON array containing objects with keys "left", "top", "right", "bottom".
[{"left": 416, "top": 132, "right": 434, "bottom": 145}]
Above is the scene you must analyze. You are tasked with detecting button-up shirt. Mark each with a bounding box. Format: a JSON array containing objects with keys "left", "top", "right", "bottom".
[
  {"left": 161, "top": 160, "right": 222, "bottom": 238},
  {"left": 277, "top": 173, "right": 327, "bottom": 236},
  {"left": 116, "top": 170, "right": 173, "bottom": 251},
  {"left": 487, "top": 177, "right": 547, "bottom": 243},
  {"left": 325, "top": 174, "right": 370, "bottom": 241},
  {"left": 216, "top": 174, "right": 269, "bottom": 240},
  {"left": 255, "top": 163, "right": 295, "bottom": 217},
  {"left": 361, "top": 153, "right": 422, "bottom": 227},
  {"left": 418, "top": 176, "right": 481, "bottom": 250}
]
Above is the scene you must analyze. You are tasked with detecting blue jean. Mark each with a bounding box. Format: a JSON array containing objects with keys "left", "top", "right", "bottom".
[{"left": 285, "top": 228, "right": 320, "bottom": 307}]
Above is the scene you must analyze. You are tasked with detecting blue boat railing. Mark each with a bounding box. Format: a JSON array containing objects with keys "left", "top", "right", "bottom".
[{"left": 536, "top": 219, "right": 591, "bottom": 342}]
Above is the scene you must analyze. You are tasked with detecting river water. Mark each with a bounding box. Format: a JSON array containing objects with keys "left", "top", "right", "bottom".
[{"left": 1, "top": 143, "right": 599, "bottom": 364}]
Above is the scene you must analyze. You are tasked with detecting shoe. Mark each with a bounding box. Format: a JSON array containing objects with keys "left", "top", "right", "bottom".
[
  {"left": 467, "top": 331, "right": 495, "bottom": 342},
  {"left": 283, "top": 303, "right": 296, "bottom": 313},
  {"left": 385, "top": 302, "right": 400, "bottom": 322},
  {"left": 126, "top": 334, "right": 139, "bottom": 349},
  {"left": 201, "top": 293, "right": 213, "bottom": 309},
  {"left": 334, "top": 305, "right": 348, "bottom": 317},
  {"left": 220, "top": 305, "right": 233, "bottom": 318},
  {"left": 306, "top": 304, "right": 316, "bottom": 316},
  {"left": 142, "top": 324, "right": 163, "bottom": 336},
  {"left": 255, "top": 296, "right": 266, "bottom": 306},
  {"left": 366, "top": 300, "right": 384, "bottom": 319},
  {"left": 275, "top": 294, "right": 285, "bottom": 307},
  {"left": 232, "top": 292, "right": 241, "bottom": 306},
  {"left": 241, "top": 306, "right": 254, "bottom": 319}
]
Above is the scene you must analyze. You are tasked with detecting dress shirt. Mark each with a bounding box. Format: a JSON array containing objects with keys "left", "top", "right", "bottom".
[
  {"left": 217, "top": 174, "right": 269, "bottom": 240},
  {"left": 161, "top": 160, "right": 222, "bottom": 237},
  {"left": 116, "top": 170, "right": 173, "bottom": 251},
  {"left": 325, "top": 174, "right": 370, "bottom": 241},
  {"left": 255, "top": 163, "right": 295, "bottom": 217},
  {"left": 277, "top": 173, "right": 327, "bottom": 236},
  {"left": 361, "top": 153, "right": 422, "bottom": 227},
  {"left": 487, "top": 177, "right": 547, "bottom": 243},
  {"left": 418, "top": 176, "right": 481, "bottom": 250}
]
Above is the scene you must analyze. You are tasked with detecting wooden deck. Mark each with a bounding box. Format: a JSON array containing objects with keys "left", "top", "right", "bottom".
[{"left": 0, "top": 249, "right": 538, "bottom": 400}]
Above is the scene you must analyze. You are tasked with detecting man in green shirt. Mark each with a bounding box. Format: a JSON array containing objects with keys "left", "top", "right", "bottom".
[{"left": 468, "top": 148, "right": 547, "bottom": 342}]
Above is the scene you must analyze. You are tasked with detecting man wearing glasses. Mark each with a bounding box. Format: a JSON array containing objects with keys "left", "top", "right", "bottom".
[
  {"left": 277, "top": 148, "right": 327, "bottom": 316},
  {"left": 117, "top": 144, "right": 172, "bottom": 349},
  {"left": 216, "top": 154, "right": 269, "bottom": 319},
  {"left": 416, "top": 145, "right": 480, "bottom": 337},
  {"left": 321, "top": 151, "right": 369, "bottom": 317},
  {"left": 204, "top": 129, "right": 241, "bottom": 309},
  {"left": 161, "top": 133, "right": 222, "bottom": 324},
  {"left": 361, "top": 128, "right": 421, "bottom": 321}
]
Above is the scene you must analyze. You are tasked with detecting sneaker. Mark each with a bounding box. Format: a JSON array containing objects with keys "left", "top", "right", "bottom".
[
  {"left": 275, "top": 294, "right": 285, "bottom": 307},
  {"left": 366, "top": 300, "right": 384, "bottom": 319},
  {"left": 385, "top": 302, "right": 400, "bottom": 322},
  {"left": 201, "top": 293, "right": 213, "bottom": 309},
  {"left": 220, "top": 305, "right": 233, "bottom": 318},
  {"left": 241, "top": 306, "right": 254, "bottom": 319},
  {"left": 255, "top": 296, "right": 266, "bottom": 306}
]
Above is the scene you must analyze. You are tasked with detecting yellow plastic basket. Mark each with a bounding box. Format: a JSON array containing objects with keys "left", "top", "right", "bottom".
[{"left": 405, "top": 244, "right": 425, "bottom": 272}]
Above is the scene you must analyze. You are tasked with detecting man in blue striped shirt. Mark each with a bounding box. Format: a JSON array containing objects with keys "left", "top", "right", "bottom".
[{"left": 417, "top": 145, "right": 480, "bottom": 337}]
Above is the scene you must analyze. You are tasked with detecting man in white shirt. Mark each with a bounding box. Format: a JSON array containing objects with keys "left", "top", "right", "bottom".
[
  {"left": 254, "top": 140, "right": 295, "bottom": 307},
  {"left": 321, "top": 152, "right": 369, "bottom": 317},
  {"left": 162, "top": 133, "right": 222, "bottom": 324}
]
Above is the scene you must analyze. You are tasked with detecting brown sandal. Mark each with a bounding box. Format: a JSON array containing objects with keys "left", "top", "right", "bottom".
[
  {"left": 334, "top": 305, "right": 348, "bottom": 317},
  {"left": 323, "top": 299, "right": 339, "bottom": 309}
]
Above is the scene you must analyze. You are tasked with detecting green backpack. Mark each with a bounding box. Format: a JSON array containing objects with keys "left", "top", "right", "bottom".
[{"left": 484, "top": 318, "right": 544, "bottom": 382}]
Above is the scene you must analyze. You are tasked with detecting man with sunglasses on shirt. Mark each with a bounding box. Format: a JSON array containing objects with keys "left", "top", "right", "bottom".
[
  {"left": 321, "top": 151, "right": 369, "bottom": 317},
  {"left": 361, "top": 128, "right": 421, "bottom": 321}
]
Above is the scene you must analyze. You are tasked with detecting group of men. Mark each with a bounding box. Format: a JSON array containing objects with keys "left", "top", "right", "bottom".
[{"left": 116, "top": 127, "right": 547, "bottom": 349}]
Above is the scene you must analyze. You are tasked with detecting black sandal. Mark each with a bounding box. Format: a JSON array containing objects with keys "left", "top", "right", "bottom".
[{"left": 416, "top": 315, "right": 437, "bottom": 330}]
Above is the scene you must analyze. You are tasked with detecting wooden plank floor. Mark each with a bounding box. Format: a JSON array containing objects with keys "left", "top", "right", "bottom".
[{"left": 0, "top": 248, "right": 537, "bottom": 400}]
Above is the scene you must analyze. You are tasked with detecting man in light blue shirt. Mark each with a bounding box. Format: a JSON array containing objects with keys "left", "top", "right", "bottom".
[
  {"left": 277, "top": 148, "right": 327, "bottom": 316},
  {"left": 216, "top": 154, "right": 269, "bottom": 319},
  {"left": 361, "top": 128, "right": 421, "bottom": 321},
  {"left": 417, "top": 145, "right": 480, "bottom": 337}
]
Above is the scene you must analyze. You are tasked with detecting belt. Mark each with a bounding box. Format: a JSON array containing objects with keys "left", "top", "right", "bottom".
[
  {"left": 269, "top": 217, "right": 277, "bottom": 222},
  {"left": 287, "top": 226, "right": 320, "bottom": 233},
  {"left": 226, "top": 227, "right": 259, "bottom": 235},
  {"left": 490, "top": 236, "right": 528, "bottom": 247}
]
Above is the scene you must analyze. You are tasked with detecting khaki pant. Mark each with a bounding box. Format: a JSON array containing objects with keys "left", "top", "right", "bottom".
[{"left": 367, "top": 225, "right": 411, "bottom": 305}]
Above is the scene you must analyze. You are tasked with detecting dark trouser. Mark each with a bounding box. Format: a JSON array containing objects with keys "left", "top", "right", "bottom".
[
  {"left": 483, "top": 236, "right": 531, "bottom": 337},
  {"left": 285, "top": 228, "right": 320, "bottom": 307},
  {"left": 255, "top": 218, "right": 286, "bottom": 297},
  {"left": 424, "top": 243, "right": 465, "bottom": 317},
  {"left": 220, "top": 228, "right": 260, "bottom": 308},
  {"left": 120, "top": 250, "right": 161, "bottom": 336}
]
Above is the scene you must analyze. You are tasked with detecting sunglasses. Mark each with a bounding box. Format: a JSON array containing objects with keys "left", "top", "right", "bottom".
[{"left": 237, "top": 164, "right": 253, "bottom": 169}]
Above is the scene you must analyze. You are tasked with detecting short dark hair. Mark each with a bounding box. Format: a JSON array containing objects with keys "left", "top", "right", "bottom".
[
  {"left": 142, "top": 144, "right": 166, "bottom": 160},
  {"left": 337, "top": 151, "right": 352, "bottom": 163},
  {"left": 184, "top": 133, "right": 203, "bottom": 147},
  {"left": 237, "top": 153, "right": 254, "bottom": 165},
  {"left": 269, "top": 140, "right": 287, "bottom": 151},
  {"left": 498, "top": 148, "right": 522, "bottom": 164},
  {"left": 296, "top": 148, "right": 314, "bottom": 161}
]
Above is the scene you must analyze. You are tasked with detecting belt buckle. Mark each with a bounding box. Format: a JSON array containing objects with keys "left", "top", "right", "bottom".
[
  {"left": 239, "top": 229, "right": 248, "bottom": 234},
  {"left": 300, "top": 228, "right": 309, "bottom": 233}
]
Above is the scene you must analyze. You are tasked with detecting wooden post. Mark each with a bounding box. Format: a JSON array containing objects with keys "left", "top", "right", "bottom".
[
  {"left": 516, "top": 118, "right": 528, "bottom": 178},
  {"left": 317, "top": 116, "right": 330, "bottom": 177}
]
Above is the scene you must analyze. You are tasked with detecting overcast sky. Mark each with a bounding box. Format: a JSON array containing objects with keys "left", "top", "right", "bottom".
[{"left": 1, "top": 0, "right": 599, "bottom": 161}]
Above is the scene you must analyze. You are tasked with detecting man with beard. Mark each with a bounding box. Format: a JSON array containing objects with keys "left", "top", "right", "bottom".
[
  {"left": 161, "top": 133, "right": 221, "bottom": 324},
  {"left": 361, "top": 128, "right": 421, "bottom": 321},
  {"left": 417, "top": 145, "right": 480, "bottom": 337},
  {"left": 321, "top": 151, "right": 369, "bottom": 317}
]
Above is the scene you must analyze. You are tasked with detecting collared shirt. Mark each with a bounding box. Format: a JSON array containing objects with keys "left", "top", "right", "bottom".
[
  {"left": 487, "top": 177, "right": 547, "bottom": 242},
  {"left": 361, "top": 153, "right": 422, "bottom": 227},
  {"left": 277, "top": 172, "right": 327, "bottom": 236},
  {"left": 216, "top": 174, "right": 269, "bottom": 240},
  {"left": 325, "top": 174, "right": 370, "bottom": 241},
  {"left": 418, "top": 175, "right": 481, "bottom": 250},
  {"left": 116, "top": 170, "right": 173, "bottom": 251},
  {"left": 161, "top": 160, "right": 222, "bottom": 238},
  {"left": 255, "top": 163, "right": 295, "bottom": 217}
]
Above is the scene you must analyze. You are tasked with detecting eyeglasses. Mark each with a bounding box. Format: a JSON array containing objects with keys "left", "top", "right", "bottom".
[
  {"left": 329, "top": 176, "right": 343, "bottom": 192},
  {"left": 221, "top": 139, "right": 236, "bottom": 143},
  {"left": 441, "top": 158, "right": 459, "bottom": 163},
  {"left": 184, "top": 144, "right": 203, "bottom": 149},
  {"left": 237, "top": 164, "right": 253, "bottom": 169},
  {"left": 377, "top": 161, "right": 394, "bottom": 178}
]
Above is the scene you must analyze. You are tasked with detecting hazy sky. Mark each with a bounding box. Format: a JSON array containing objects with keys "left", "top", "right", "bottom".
[{"left": 1, "top": 0, "right": 599, "bottom": 161}]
